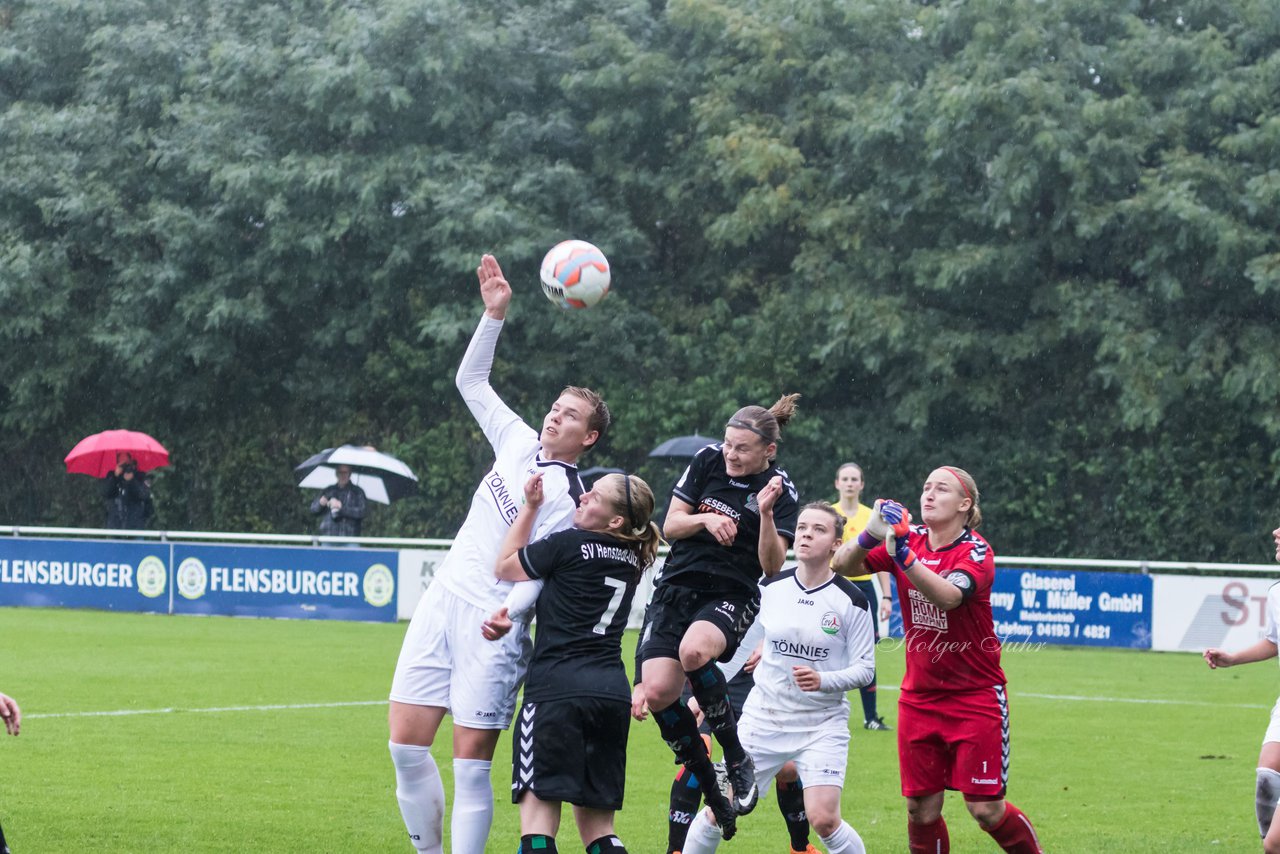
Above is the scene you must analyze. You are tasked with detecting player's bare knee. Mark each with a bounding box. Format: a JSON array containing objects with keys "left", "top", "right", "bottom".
[
  {"left": 906, "top": 796, "right": 943, "bottom": 825},
  {"left": 677, "top": 639, "right": 714, "bottom": 671},
  {"left": 964, "top": 797, "right": 1005, "bottom": 828},
  {"left": 807, "top": 808, "right": 842, "bottom": 838}
]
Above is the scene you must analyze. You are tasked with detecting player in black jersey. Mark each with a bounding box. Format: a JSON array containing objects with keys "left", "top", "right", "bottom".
[
  {"left": 634, "top": 394, "right": 801, "bottom": 840},
  {"left": 483, "top": 472, "right": 662, "bottom": 854}
]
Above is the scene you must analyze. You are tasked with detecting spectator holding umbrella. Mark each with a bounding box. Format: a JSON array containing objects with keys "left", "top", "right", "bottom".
[
  {"left": 103, "top": 452, "right": 152, "bottom": 530},
  {"left": 310, "top": 464, "right": 368, "bottom": 537}
]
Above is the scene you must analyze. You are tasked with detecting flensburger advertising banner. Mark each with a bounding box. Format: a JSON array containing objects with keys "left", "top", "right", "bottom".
[
  {"left": 171, "top": 543, "right": 397, "bottom": 621},
  {"left": 0, "top": 538, "right": 170, "bottom": 612}
]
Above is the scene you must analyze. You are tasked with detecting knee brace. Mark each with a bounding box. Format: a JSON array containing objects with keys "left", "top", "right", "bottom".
[{"left": 1257, "top": 768, "right": 1280, "bottom": 838}]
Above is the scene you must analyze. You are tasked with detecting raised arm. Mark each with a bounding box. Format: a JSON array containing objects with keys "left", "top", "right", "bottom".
[
  {"left": 494, "top": 473, "right": 544, "bottom": 582},
  {"left": 755, "top": 475, "right": 787, "bottom": 577}
]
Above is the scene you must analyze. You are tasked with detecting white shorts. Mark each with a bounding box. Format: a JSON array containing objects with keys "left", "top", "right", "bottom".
[
  {"left": 1265, "top": 696, "right": 1280, "bottom": 746},
  {"left": 739, "top": 713, "right": 851, "bottom": 792},
  {"left": 390, "top": 582, "right": 532, "bottom": 730}
]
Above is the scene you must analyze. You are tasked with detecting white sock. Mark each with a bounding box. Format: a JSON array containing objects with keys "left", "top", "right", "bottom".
[
  {"left": 451, "top": 758, "right": 494, "bottom": 854},
  {"left": 820, "top": 820, "right": 866, "bottom": 854},
  {"left": 681, "top": 808, "right": 723, "bottom": 854},
  {"left": 389, "top": 742, "right": 444, "bottom": 854}
]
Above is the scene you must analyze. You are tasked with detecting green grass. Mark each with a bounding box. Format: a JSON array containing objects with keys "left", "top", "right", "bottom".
[{"left": 0, "top": 606, "right": 1273, "bottom": 851}]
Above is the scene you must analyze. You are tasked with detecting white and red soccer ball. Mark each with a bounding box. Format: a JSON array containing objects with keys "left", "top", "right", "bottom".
[{"left": 539, "top": 240, "right": 611, "bottom": 309}]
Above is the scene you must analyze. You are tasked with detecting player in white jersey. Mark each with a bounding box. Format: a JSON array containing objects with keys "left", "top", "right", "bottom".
[
  {"left": 1204, "top": 525, "right": 1280, "bottom": 853},
  {"left": 683, "top": 502, "right": 875, "bottom": 854},
  {"left": 388, "top": 254, "right": 611, "bottom": 854}
]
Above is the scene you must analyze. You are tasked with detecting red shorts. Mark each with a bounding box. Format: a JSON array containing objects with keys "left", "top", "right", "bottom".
[{"left": 897, "top": 685, "right": 1009, "bottom": 799}]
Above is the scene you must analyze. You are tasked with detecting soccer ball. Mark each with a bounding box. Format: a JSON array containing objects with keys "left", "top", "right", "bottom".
[{"left": 539, "top": 240, "right": 611, "bottom": 309}]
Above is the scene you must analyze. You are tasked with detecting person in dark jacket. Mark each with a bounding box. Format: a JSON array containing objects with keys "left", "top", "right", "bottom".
[
  {"left": 103, "top": 453, "right": 152, "bottom": 530},
  {"left": 310, "top": 465, "right": 368, "bottom": 537}
]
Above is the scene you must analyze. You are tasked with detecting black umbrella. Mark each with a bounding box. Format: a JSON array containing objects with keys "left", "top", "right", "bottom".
[
  {"left": 295, "top": 445, "right": 419, "bottom": 505},
  {"left": 648, "top": 434, "right": 718, "bottom": 459},
  {"left": 579, "top": 466, "right": 625, "bottom": 486}
]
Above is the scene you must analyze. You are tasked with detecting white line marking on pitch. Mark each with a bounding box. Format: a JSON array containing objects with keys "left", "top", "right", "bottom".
[
  {"left": 27, "top": 700, "right": 387, "bottom": 719},
  {"left": 878, "top": 686, "right": 1269, "bottom": 709},
  {"left": 24, "top": 691, "right": 1275, "bottom": 720}
]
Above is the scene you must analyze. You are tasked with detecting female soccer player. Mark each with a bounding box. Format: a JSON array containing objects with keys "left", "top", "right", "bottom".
[
  {"left": 831, "top": 461, "right": 894, "bottom": 731},
  {"left": 835, "top": 467, "right": 1044, "bottom": 854},
  {"left": 1204, "top": 524, "right": 1280, "bottom": 853},
  {"left": 682, "top": 502, "right": 875, "bottom": 853},
  {"left": 482, "top": 472, "right": 662, "bottom": 854},
  {"left": 637, "top": 396, "right": 801, "bottom": 838},
  {"left": 387, "top": 255, "right": 611, "bottom": 854}
]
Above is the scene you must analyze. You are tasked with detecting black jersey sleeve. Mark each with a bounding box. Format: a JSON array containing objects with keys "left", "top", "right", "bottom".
[
  {"left": 518, "top": 529, "right": 576, "bottom": 580},
  {"left": 670, "top": 445, "right": 719, "bottom": 507},
  {"left": 770, "top": 468, "right": 802, "bottom": 544}
]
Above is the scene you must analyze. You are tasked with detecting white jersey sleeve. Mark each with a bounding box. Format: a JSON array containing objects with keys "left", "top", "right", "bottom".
[
  {"left": 720, "top": 617, "right": 765, "bottom": 683},
  {"left": 456, "top": 314, "right": 539, "bottom": 453},
  {"left": 503, "top": 579, "right": 544, "bottom": 623},
  {"left": 1266, "top": 582, "right": 1280, "bottom": 646}
]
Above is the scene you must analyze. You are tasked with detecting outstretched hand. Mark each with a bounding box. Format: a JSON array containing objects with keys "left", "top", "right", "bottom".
[{"left": 477, "top": 254, "right": 512, "bottom": 320}]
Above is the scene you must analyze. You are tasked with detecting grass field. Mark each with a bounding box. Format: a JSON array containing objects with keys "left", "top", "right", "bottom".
[{"left": 0, "top": 606, "right": 1274, "bottom": 852}]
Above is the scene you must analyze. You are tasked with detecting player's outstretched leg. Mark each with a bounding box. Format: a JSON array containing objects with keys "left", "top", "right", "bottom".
[
  {"left": 685, "top": 662, "right": 757, "bottom": 815},
  {"left": 668, "top": 763, "right": 704, "bottom": 852},
  {"left": 389, "top": 742, "right": 445, "bottom": 854},
  {"left": 652, "top": 701, "right": 738, "bottom": 838}
]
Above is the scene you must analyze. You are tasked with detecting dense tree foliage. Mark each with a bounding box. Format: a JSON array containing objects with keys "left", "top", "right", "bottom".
[{"left": 2, "top": 0, "right": 1278, "bottom": 560}]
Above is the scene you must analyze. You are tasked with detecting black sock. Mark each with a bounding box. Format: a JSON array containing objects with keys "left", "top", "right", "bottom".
[
  {"left": 586, "top": 834, "right": 628, "bottom": 854},
  {"left": 522, "top": 834, "right": 559, "bottom": 853},
  {"left": 668, "top": 764, "right": 703, "bottom": 852},
  {"left": 858, "top": 672, "right": 879, "bottom": 722},
  {"left": 686, "top": 661, "right": 743, "bottom": 761},
  {"left": 776, "top": 777, "right": 811, "bottom": 850},
  {"left": 654, "top": 700, "right": 707, "bottom": 765},
  {"left": 0, "top": 818, "right": 8, "bottom": 854}
]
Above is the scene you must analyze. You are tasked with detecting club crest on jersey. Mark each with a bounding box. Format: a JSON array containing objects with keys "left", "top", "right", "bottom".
[
  {"left": 746, "top": 492, "right": 759, "bottom": 513},
  {"left": 820, "top": 611, "right": 841, "bottom": 635}
]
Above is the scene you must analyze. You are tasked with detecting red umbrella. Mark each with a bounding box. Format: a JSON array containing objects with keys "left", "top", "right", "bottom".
[{"left": 65, "top": 429, "right": 170, "bottom": 478}]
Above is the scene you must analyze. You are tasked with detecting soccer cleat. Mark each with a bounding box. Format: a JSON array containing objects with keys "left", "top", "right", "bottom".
[
  {"left": 705, "top": 761, "right": 739, "bottom": 840},
  {"left": 725, "top": 753, "right": 759, "bottom": 815},
  {"left": 864, "top": 716, "right": 893, "bottom": 731},
  {"left": 789, "top": 846, "right": 820, "bottom": 854}
]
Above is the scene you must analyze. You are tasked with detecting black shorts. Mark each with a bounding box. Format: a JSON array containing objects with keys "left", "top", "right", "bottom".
[
  {"left": 638, "top": 582, "right": 760, "bottom": 665},
  {"left": 851, "top": 578, "right": 881, "bottom": 642},
  {"left": 511, "top": 696, "right": 630, "bottom": 810}
]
